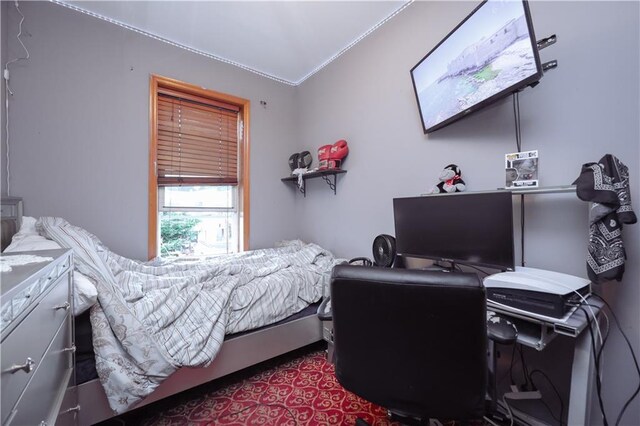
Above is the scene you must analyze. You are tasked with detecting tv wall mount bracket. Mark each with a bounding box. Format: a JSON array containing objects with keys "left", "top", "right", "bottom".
[
  {"left": 537, "top": 34, "right": 557, "bottom": 50},
  {"left": 537, "top": 34, "right": 558, "bottom": 73}
]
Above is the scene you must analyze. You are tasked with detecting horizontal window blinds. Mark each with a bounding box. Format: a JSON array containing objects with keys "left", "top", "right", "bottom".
[{"left": 157, "top": 91, "right": 240, "bottom": 186}]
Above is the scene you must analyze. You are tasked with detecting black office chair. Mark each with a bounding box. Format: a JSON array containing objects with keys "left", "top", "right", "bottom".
[{"left": 328, "top": 264, "right": 504, "bottom": 425}]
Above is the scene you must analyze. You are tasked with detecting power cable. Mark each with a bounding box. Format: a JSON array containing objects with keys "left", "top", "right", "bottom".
[
  {"left": 512, "top": 92, "right": 526, "bottom": 267},
  {"left": 4, "top": 0, "right": 31, "bottom": 197},
  {"left": 517, "top": 345, "right": 532, "bottom": 391},
  {"left": 529, "top": 369, "right": 565, "bottom": 426},
  {"left": 508, "top": 343, "right": 518, "bottom": 386},
  {"left": 502, "top": 395, "right": 515, "bottom": 426},
  {"left": 590, "top": 295, "right": 640, "bottom": 426},
  {"left": 512, "top": 92, "right": 522, "bottom": 152},
  {"left": 580, "top": 305, "right": 609, "bottom": 425}
]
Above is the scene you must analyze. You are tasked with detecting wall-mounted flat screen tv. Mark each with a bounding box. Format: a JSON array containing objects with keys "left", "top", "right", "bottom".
[
  {"left": 410, "top": 0, "right": 542, "bottom": 134},
  {"left": 393, "top": 192, "right": 515, "bottom": 271}
]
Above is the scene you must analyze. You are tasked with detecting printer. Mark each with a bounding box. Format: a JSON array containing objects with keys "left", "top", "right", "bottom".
[{"left": 483, "top": 266, "right": 591, "bottom": 318}]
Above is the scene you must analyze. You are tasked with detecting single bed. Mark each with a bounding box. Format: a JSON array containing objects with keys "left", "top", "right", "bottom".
[
  {"left": 74, "top": 303, "right": 323, "bottom": 425},
  {"left": 1, "top": 205, "right": 333, "bottom": 426}
]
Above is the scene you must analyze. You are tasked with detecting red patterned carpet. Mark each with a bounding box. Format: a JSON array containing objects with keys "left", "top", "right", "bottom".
[{"left": 118, "top": 346, "right": 399, "bottom": 426}]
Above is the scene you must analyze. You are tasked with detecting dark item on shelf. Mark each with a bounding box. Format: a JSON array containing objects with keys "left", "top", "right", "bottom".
[
  {"left": 289, "top": 151, "right": 313, "bottom": 172},
  {"left": 297, "top": 151, "right": 312, "bottom": 169},
  {"left": 430, "top": 164, "right": 466, "bottom": 194},
  {"left": 573, "top": 154, "right": 636, "bottom": 284},
  {"left": 288, "top": 153, "right": 300, "bottom": 171}
]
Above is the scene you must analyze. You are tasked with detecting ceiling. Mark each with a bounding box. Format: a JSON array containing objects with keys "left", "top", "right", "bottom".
[{"left": 56, "top": 1, "right": 412, "bottom": 86}]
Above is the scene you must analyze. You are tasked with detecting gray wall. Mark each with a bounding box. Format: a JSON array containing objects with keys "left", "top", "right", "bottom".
[
  {"left": 2, "top": 1, "right": 300, "bottom": 259},
  {"left": 295, "top": 1, "right": 639, "bottom": 423}
]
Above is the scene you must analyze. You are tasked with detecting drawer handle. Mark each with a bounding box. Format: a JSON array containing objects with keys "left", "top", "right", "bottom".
[
  {"left": 53, "top": 302, "right": 71, "bottom": 311},
  {"left": 5, "top": 357, "right": 35, "bottom": 374}
]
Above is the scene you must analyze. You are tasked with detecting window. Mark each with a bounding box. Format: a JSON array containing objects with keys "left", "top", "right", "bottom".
[{"left": 149, "top": 75, "right": 250, "bottom": 259}]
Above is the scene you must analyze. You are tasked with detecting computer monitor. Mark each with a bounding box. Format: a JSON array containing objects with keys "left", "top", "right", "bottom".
[{"left": 393, "top": 191, "right": 515, "bottom": 271}]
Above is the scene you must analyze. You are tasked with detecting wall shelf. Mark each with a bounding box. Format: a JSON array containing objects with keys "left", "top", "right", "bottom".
[
  {"left": 507, "top": 185, "right": 576, "bottom": 195},
  {"left": 421, "top": 185, "right": 576, "bottom": 197},
  {"left": 281, "top": 169, "right": 347, "bottom": 197}
]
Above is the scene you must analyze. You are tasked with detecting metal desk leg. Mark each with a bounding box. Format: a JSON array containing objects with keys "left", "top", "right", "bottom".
[{"left": 568, "top": 329, "right": 595, "bottom": 425}]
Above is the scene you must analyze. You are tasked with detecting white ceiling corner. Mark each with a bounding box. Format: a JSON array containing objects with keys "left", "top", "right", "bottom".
[{"left": 54, "top": 0, "right": 413, "bottom": 86}]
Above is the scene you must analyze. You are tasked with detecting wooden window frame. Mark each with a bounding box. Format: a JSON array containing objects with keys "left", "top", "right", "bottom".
[{"left": 148, "top": 75, "right": 250, "bottom": 259}]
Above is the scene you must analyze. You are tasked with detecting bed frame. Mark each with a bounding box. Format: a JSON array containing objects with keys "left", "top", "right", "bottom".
[
  {"left": 69, "top": 313, "right": 322, "bottom": 425},
  {"left": 0, "top": 202, "right": 324, "bottom": 426}
]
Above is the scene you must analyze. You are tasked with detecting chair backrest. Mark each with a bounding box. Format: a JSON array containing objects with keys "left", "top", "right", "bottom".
[{"left": 331, "top": 265, "right": 487, "bottom": 421}]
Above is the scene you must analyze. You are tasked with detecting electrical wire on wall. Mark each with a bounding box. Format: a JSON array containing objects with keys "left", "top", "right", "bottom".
[
  {"left": 4, "top": 0, "right": 30, "bottom": 196},
  {"left": 512, "top": 92, "right": 526, "bottom": 266},
  {"left": 513, "top": 91, "right": 522, "bottom": 152}
]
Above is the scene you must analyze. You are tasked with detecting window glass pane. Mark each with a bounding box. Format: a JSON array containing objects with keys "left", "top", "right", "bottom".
[
  {"left": 162, "top": 186, "right": 235, "bottom": 209},
  {"left": 160, "top": 211, "right": 239, "bottom": 257},
  {"left": 159, "top": 185, "right": 238, "bottom": 257}
]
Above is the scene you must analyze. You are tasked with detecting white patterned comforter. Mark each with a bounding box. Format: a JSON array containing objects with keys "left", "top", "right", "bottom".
[{"left": 37, "top": 217, "right": 338, "bottom": 414}]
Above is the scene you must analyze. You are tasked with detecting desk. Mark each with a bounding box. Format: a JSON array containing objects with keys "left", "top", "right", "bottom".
[{"left": 489, "top": 297, "right": 603, "bottom": 425}]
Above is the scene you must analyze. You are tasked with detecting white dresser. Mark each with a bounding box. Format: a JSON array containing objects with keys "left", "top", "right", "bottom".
[{"left": 1, "top": 249, "right": 76, "bottom": 426}]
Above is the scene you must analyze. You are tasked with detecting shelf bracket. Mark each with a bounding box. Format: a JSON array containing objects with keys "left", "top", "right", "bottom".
[{"left": 321, "top": 173, "right": 337, "bottom": 195}]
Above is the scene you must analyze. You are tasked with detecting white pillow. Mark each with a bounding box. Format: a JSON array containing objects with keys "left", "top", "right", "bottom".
[
  {"left": 72, "top": 272, "right": 98, "bottom": 316},
  {"left": 4, "top": 233, "right": 62, "bottom": 252},
  {"left": 4, "top": 216, "right": 61, "bottom": 252},
  {"left": 17, "top": 216, "right": 38, "bottom": 235},
  {"left": 4, "top": 228, "right": 98, "bottom": 316},
  {"left": 4, "top": 216, "right": 47, "bottom": 251}
]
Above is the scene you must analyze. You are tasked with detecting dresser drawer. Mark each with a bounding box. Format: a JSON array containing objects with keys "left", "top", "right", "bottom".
[
  {"left": 6, "top": 319, "right": 73, "bottom": 426},
  {"left": 0, "top": 274, "right": 70, "bottom": 421},
  {"left": 1, "top": 251, "right": 71, "bottom": 335}
]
